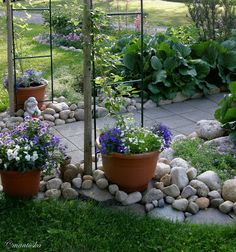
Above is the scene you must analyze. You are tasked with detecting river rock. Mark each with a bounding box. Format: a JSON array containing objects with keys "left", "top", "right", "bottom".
[
  {"left": 82, "top": 180, "right": 93, "bottom": 190},
  {"left": 62, "top": 188, "right": 78, "bottom": 200},
  {"left": 233, "top": 203, "right": 236, "bottom": 214},
  {"left": 187, "top": 201, "right": 199, "bottom": 214},
  {"left": 208, "top": 190, "right": 221, "bottom": 199},
  {"left": 39, "top": 181, "right": 46, "bottom": 192},
  {"left": 45, "top": 189, "right": 61, "bottom": 199},
  {"left": 222, "top": 179, "right": 236, "bottom": 202},
  {"left": 55, "top": 119, "right": 66, "bottom": 125},
  {"left": 72, "top": 178, "right": 82, "bottom": 189},
  {"left": 190, "top": 180, "right": 209, "bottom": 197},
  {"left": 93, "top": 170, "right": 105, "bottom": 182},
  {"left": 115, "top": 191, "right": 128, "bottom": 202},
  {"left": 154, "top": 163, "right": 171, "bottom": 180},
  {"left": 108, "top": 184, "right": 119, "bottom": 195},
  {"left": 48, "top": 102, "right": 69, "bottom": 112},
  {"left": 159, "top": 148, "right": 175, "bottom": 161},
  {"left": 144, "top": 100, "right": 156, "bottom": 109},
  {"left": 165, "top": 196, "right": 175, "bottom": 204},
  {"left": 145, "top": 203, "right": 154, "bottom": 212},
  {"left": 46, "top": 178, "right": 62, "bottom": 190},
  {"left": 43, "top": 108, "right": 56, "bottom": 115},
  {"left": 158, "top": 158, "right": 170, "bottom": 165},
  {"left": 162, "top": 184, "right": 180, "bottom": 198},
  {"left": 195, "top": 120, "right": 225, "bottom": 140},
  {"left": 74, "top": 109, "right": 84, "bottom": 121},
  {"left": 122, "top": 192, "right": 142, "bottom": 206},
  {"left": 160, "top": 174, "right": 171, "bottom": 186},
  {"left": 172, "top": 198, "right": 188, "bottom": 211},
  {"left": 61, "top": 182, "right": 71, "bottom": 191},
  {"left": 211, "top": 198, "right": 224, "bottom": 208},
  {"left": 83, "top": 175, "right": 93, "bottom": 181},
  {"left": 96, "top": 178, "right": 109, "bottom": 190},
  {"left": 171, "top": 167, "right": 189, "bottom": 190},
  {"left": 170, "top": 158, "right": 189, "bottom": 170},
  {"left": 70, "top": 104, "right": 77, "bottom": 111},
  {"left": 43, "top": 114, "right": 55, "bottom": 121},
  {"left": 197, "top": 171, "right": 221, "bottom": 190},
  {"left": 96, "top": 107, "right": 109, "bottom": 118},
  {"left": 155, "top": 182, "right": 164, "bottom": 190},
  {"left": 186, "top": 167, "right": 197, "bottom": 180},
  {"left": 219, "top": 201, "right": 234, "bottom": 214},
  {"left": 195, "top": 197, "right": 210, "bottom": 209},
  {"left": 181, "top": 185, "right": 197, "bottom": 198},
  {"left": 142, "top": 188, "right": 163, "bottom": 203},
  {"left": 172, "top": 134, "right": 187, "bottom": 142},
  {"left": 59, "top": 110, "right": 71, "bottom": 120}
]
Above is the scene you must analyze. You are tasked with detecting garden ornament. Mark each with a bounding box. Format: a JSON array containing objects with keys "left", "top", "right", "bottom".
[{"left": 24, "top": 97, "right": 41, "bottom": 118}]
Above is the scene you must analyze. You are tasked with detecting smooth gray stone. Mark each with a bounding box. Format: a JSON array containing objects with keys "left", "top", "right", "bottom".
[
  {"left": 78, "top": 184, "right": 113, "bottom": 202},
  {"left": 109, "top": 204, "right": 146, "bottom": 216},
  {"left": 148, "top": 204, "right": 185, "bottom": 223},
  {"left": 186, "top": 208, "right": 235, "bottom": 225}
]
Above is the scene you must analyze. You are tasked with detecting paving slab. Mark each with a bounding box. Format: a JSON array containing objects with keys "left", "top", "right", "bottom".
[
  {"left": 148, "top": 204, "right": 185, "bottom": 223},
  {"left": 66, "top": 150, "right": 84, "bottom": 163},
  {"left": 143, "top": 107, "right": 175, "bottom": 120},
  {"left": 160, "top": 102, "right": 197, "bottom": 114},
  {"left": 55, "top": 121, "right": 84, "bottom": 137},
  {"left": 158, "top": 115, "right": 194, "bottom": 129},
  {"left": 175, "top": 123, "right": 196, "bottom": 135},
  {"left": 207, "top": 93, "right": 226, "bottom": 103},
  {"left": 185, "top": 208, "right": 235, "bottom": 225},
  {"left": 181, "top": 110, "right": 214, "bottom": 122}
]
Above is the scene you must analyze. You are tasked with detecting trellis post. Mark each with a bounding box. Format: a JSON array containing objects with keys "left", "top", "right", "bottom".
[
  {"left": 83, "top": 0, "right": 93, "bottom": 175},
  {"left": 5, "top": 0, "right": 15, "bottom": 115}
]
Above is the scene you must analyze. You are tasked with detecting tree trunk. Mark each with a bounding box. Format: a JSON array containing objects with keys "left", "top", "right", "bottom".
[{"left": 83, "top": 0, "right": 93, "bottom": 175}]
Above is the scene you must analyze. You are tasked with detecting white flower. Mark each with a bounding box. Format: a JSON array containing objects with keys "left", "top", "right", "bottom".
[
  {"left": 25, "top": 154, "right": 31, "bottom": 161},
  {"left": 31, "top": 151, "right": 38, "bottom": 162},
  {"left": 15, "top": 157, "right": 20, "bottom": 161}
]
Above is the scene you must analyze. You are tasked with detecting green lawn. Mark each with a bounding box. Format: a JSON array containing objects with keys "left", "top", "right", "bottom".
[{"left": 0, "top": 198, "right": 235, "bottom": 251}]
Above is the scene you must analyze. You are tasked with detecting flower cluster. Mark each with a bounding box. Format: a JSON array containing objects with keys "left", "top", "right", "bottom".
[
  {"left": 99, "top": 120, "right": 169, "bottom": 155},
  {"left": 151, "top": 123, "right": 172, "bottom": 150},
  {"left": 3, "top": 70, "right": 47, "bottom": 89},
  {"left": 0, "top": 117, "right": 66, "bottom": 173},
  {"left": 64, "top": 33, "right": 82, "bottom": 42}
]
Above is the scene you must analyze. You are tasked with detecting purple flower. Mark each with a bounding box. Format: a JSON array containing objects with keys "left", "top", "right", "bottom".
[{"left": 152, "top": 123, "right": 172, "bottom": 150}]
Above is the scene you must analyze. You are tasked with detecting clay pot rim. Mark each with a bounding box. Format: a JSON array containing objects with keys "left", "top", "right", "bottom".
[{"left": 17, "top": 81, "right": 47, "bottom": 91}]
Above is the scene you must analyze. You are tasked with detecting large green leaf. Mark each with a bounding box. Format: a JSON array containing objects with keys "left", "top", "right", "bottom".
[
  {"left": 222, "top": 108, "right": 236, "bottom": 123},
  {"left": 221, "top": 40, "right": 236, "bottom": 51},
  {"left": 148, "top": 84, "right": 160, "bottom": 94},
  {"left": 229, "top": 81, "right": 236, "bottom": 96},
  {"left": 179, "top": 67, "right": 197, "bottom": 77},
  {"left": 123, "top": 54, "right": 136, "bottom": 71},
  {"left": 151, "top": 56, "right": 162, "bottom": 71},
  {"left": 189, "top": 59, "right": 210, "bottom": 79},
  {"left": 153, "top": 70, "right": 167, "bottom": 84},
  {"left": 218, "top": 51, "right": 236, "bottom": 71},
  {"left": 164, "top": 57, "right": 180, "bottom": 73},
  {"left": 157, "top": 42, "right": 174, "bottom": 58},
  {"left": 191, "top": 41, "right": 210, "bottom": 57},
  {"left": 173, "top": 43, "right": 191, "bottom": 58}
]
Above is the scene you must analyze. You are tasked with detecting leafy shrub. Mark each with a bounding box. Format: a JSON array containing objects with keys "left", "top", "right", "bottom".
[
  {"left": 172, "top": 138, "right": 236, "bottom": 181},
  {"left": 215, "top": 81, "right": 236, "bottom": 143},
  {"left": 113, "top": 30, "right": 236, "bottom": 103},
  {"left": 186, "top": 0, "right": 236, "bottom": 41}
]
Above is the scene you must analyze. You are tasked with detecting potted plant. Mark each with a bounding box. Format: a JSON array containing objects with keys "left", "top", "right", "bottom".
[
  {"left": 0, "top": 117, "right": 66, "bottom": 198},
  {"left": 3, "top": 69, "right": 48, "bottom": 110},
  {"left": 97, "top": 119, "right": 172, "bottom": 192},
  {"left": 95, "top": 77, "right": 172, "bottom": 192}
]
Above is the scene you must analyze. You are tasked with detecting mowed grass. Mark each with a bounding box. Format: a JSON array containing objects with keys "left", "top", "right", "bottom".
[
  {"left": 0, "top": 17, "right": 82, "bottom": 112},
  {"left": 0, "top": 198, "right": 235, "bottom": 252}
]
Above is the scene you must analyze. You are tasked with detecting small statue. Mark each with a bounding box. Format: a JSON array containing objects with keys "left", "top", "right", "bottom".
[{"left": 24, "top": 97, "right": 41, "bottom": 118}]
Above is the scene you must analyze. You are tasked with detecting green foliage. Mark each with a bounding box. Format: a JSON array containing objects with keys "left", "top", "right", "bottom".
[
  {"left": 172, "top": 138, "right": 236, "bottom": 181},
  {"left": 0, "top": 199, "right": 236, "bottom": 252},
  {"left": 215, "top": 81, "right": 236, "bottom": 143},
  {"left": 187, "top": 0, "right": 236, "bottom": 41}
]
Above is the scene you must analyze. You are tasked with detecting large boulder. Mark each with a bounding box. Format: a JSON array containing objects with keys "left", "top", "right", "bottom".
[
  {"left": 197, "top": 171, "right": 221, "bottom": 190},
  {"left": 222, "top": 179, "right": 236, "bottom": 202},
  {"left": 195, "top": 120, "right": 225, "bottom": 140}
]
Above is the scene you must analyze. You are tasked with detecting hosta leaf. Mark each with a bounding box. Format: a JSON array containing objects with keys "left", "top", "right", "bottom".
[
  {"left": 148, "top": 84, "right": 160, "bottom": 94},
  {"left": 222, "top": 108, "right": 236, "bottom": 123},
  {"left": 189, "top": 59, "right": 210, "bottom": 79},
  {"left": 179, "top": 67, "right": 197, "bottom": 77},
  {"left": 218, "top": 51, "right": 236, "bottom": 71},
  {"left": 164, "top": 57, "right": 180, "bottom": 73},
  {"left": 151, "top": 56, "right": 162, "bottom": 71},
  {"left": 172, "top": 43, "right": 191, "bottom": 58},
  {"left": 123, "top": 54, "right": 136, "bottom": 70},
  {"left": 221, "top": 40, "right": 236, "bottom": 51},
  {"left": 229, "top": 81, "right": 236, "bottom": 96},
  {"left": 153, "top": 70, "right": 167, "bottom": 83}
]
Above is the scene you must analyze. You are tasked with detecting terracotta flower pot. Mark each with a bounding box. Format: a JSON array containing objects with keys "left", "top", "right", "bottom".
[
  {"left": 0, "top": 170, "right": 41, "bottom": 198},
  {"left": 101, "top": 151, "right": 160, "bottom": 193},
  {"left": 15, "top": 82, "right": 47, "bottom": 110}
]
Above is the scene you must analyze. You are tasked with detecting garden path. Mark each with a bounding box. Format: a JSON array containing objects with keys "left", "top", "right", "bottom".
[{"left": 53, "top": 93, "right": 225, "bottom": 163}]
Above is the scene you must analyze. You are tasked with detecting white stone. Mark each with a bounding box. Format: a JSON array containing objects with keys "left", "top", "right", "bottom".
[
  {"left": 115, "top": 191, "right": 128, "bottom": 202},
  {"left": 154, "top": 162, "right": 171, "bottom": 180},
  {"left": 172, "top": 134, "right": 187, "bottom": 142},
  {"left": 222, "top": 179, "right": 236, "bottom": 202},
  {"left": 162, "top": 184, "right": 180, "bottom": 198},
  {"left": 96, "top": 107, "right": 109, "bottom": 118},
  {"left": 72, "top": 178, "right": 82, "bottom": 189},
  {"left": 159, "top": 148, "right": 175, "bottom": 161},
  {"left": 172, "top": 198, "right": 188, "bottom": 211},
  {"left": 170, "top": 158, "right": 189, "bottom": 170},
  {"left": 93, "top": 170, "right": 105, "bottom": 182},
  {"left": 186, "top": 167, "right": 197, "bottom": 180},
  {"left": 197, "top": 171, "right": 221, "bottom": 190},
  {"left": 43, "top": 114, "right": 55, "bottom": 122},
  {"left": 45, "top": 189, "right": 61, "bottom": 199},
  {"left": 122, "top": 192, "right": 142, "bottom": 205},
  {"left": 82, "top": 180, "right": 93, "bottom": 190},
  {"left": 15, "top": 109, "right": 24, "bottom": 117},
  {"left": 74, "top": 109, "right": 84, "bottom": 121},
  {"left": 61, "top": 182, "right": 71, "bottom": 191},
  {"left": 172, "top": 92, "right": 188, "bottom": 103},
  {"left": 190, "top": 180, "right": 210, "bottom": 197},
  {"left": 208, "top": 190, "right": 221, "bottom": 199},
  {"left": 46, "top": 178, "right": 62, "bottom": 190},
  {"left": 143, "top": 100, "right": 156, "bottom": 109},
  {"left": 171, "top": 167, "right": 189, "bottom": 190},
  {"left": 55, "top": 119, "right": 66, "bottom": 125},
  {"left": 142, "top": 188, "right": 163, "bottom": 203},
  {"left": 181, "top": 185, "right": 197, "bottom": 198},
  {"left": 59, "top": 110, "right": 71, "bottom": 120},
  {"left": 62, "top": 188, "right": 78, "bottom": 200},
  {"left": 48, "top": 102, "right": 69, "bottom": 112},
  {"left": 96, "top": 178, "right": 109, "bottom": 190},
  {"left": 165, "top": 196, "right": 175, "bottom": 204},
  {"left": 43, "top": 108, "right": 56, "bottom": 115},
  {"left": 108, "top": 184, "right": 119, "bottom": 195},
  {"left": 70, "top": 104, "right": 77, "bottom": 111},
  {"left": 145, "top": 203, "right": 154, "bottom": 212},
  {"left": 219, "top": 201, "right": 234, "bottom": 214},
  {"left": 195, "top": 120, "right": 225, "bottom": 140}
]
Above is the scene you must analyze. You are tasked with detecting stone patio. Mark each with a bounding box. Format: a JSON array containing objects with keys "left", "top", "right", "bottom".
[{"left": 53, "top": 93, "right": 226, "bottom": 163}]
